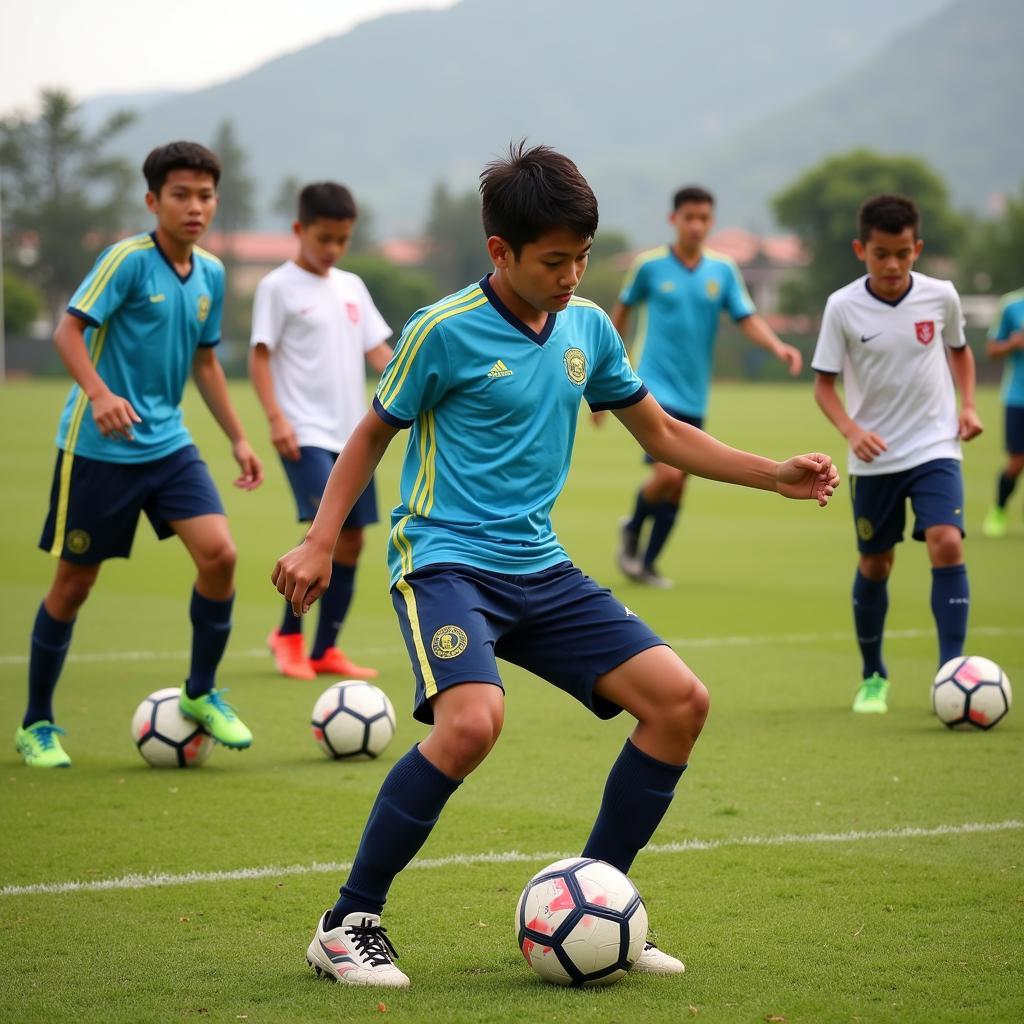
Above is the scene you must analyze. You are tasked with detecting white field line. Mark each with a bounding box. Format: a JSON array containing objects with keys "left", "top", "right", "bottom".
[
  {"left": 0, "top": 625, "right": 1021, "bottom": 668},
  {"left": 2, "top": 819, "right": 1019, "bottom": 899}
]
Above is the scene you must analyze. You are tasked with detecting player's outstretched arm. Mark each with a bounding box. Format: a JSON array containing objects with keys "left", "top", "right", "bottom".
[
  {"left": 249, "top": 343, "right": 300, "bottom": 462},
  {"left": 948, "top": 346, "right": 983, "bottom": 441},
  {"left": 614, "top": 393, "right": 839, "bottom": 505},
  {"left": 739, "top": 314, "right": 803, "bottom": 375},
  {"left": 272, "top": 410, "right": 400, "bottom": 615}
]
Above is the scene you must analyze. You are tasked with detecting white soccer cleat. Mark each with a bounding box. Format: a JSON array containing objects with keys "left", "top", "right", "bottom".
[
  {"left": 306, "top": 911, "right": 411, "bottom": 988},
  {"left": 632, "top": 940, "right": 686, "bottom": 974}
]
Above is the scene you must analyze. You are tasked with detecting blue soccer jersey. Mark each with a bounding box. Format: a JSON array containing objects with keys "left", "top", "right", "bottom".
[
  {"left": 373, "top": 275, "right": 647, "bottom": 584},
  {"left": 619, "top": 245, "right": 755, "bottom": 417},
  {"left": 58, "top": 232, "right": 225, "bottom": 464},
  {"left": 989, "top": 289, "right": 1024, "bottom": 407}
]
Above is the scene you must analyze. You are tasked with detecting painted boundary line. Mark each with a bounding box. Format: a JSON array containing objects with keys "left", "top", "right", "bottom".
[
  {"left": 1, "top": 626, "right": 1021, "bottom": 667},
  {"left": 2, "top": 819, "right": 1019, "bottom": 898}
]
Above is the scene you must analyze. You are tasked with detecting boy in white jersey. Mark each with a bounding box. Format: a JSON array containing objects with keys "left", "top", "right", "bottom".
[
  {"left": 250, "top": 183, "right": 393, "bottom": 680},
  {"left": 271, "top": 144, "right": 839, "bottom": 988},
  {"left": 812, "top": 194, "right": 983, "bottom": 714}
]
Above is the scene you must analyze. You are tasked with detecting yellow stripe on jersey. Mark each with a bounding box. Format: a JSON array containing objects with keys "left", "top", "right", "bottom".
[
  {"left": 618, "top": 245, "right": 669, "bottom": 297},
  {"left": 378, "top": 292, "right": 488, "bottom": 409},
  {"left": 410, "top": 412, "right": 432, "bottom": 514},
  {"left": 423, "top": 411, "right": 438, "bottom": 515},
  {"left": 76, "top": 236, "right": 153, "bottom": 314},
  {"left": 396, "top": 577, "right": 438, "bottom": 699},
  {"left": 193, "top": 244, "right": 224, "bottom": 268},
  {"left": 390, "top": 514, "right": 415, "bottom": 577},
  {"left": 568, "top": 296, "right": 602, "bottom": 310}
]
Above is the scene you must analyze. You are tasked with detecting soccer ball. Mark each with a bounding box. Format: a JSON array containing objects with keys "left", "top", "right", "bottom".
[
  {"left": 932, "top": 656, "right": 1012, "bottom": 730},
  {"left": 131, "top": 687, "right": 214, "bottom": 768},
  {"left": 515, "top": 857, "right": 648, "bottom": 987},
  {"left": 311, "top": 681, "right": 396, "bottom": 760}
]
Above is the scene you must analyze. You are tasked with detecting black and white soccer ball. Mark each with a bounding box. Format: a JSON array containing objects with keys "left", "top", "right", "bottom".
[
  {"left": 131, "top": 687, "right": 214, "bottom": 768},
  {"left": 311, "top": 681, "right": 396, "bottom": 760},
  {"left": 932, "top": 656, "right": 1012, "bottom": 730},
  {"left": 515, "top": 857, "right": 648, "bottom": 986}
]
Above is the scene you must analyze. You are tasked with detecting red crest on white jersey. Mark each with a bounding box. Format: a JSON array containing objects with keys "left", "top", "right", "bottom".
[
  {"left": 346, "top": 302, "right": 360, "bottom": 325},
  {"left": 915, "top": 321, "right": 935, "bottom": 345}
]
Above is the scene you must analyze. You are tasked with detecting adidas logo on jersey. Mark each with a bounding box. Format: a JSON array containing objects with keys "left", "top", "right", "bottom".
[{"left": 487, "top": 359, "right": 513, "bottom": 378}]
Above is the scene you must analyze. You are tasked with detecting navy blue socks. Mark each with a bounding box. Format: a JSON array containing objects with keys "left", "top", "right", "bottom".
[
  {"left": 279, "top": 601, "right": 302, "bottom": 637},
  {"left": 186, "top": 588, "right": 233, "bottom": 698},
  {"left": 644, "top": 501, "right": 679, "bottom": 569},
  {"left": 311, "top": 562, "right": 355, "bottom": 661},
  {"left": 626, "top": 490, "right": 656, "bottom": 535},
  {"left": 996, "top": 472, "right": 1017, "bottom": 509},
  {"left": 24, "top": 603, "right": 75, "bottom": 727},
  {"left": 328, "top": 744, "right": 461, "bottom": 926},
  {"left": 582, "top": 739, "right": 686, "bottom": 875},
  {"left": 931, "top": 564, "right": 969, "bottom": 667},
  {"left": 852, "top": 571, "right": 889, "bottom": 679}
]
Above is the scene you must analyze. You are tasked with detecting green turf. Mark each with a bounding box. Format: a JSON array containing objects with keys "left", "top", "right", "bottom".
[{"left": 0, "top": 380, "right": 1021, "bottom": 1024}]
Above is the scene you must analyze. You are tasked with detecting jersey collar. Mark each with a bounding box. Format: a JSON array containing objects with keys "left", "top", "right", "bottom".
[
  {"left": 479, "top": 274, "right": 556, "bottom": 347},
  {"left": 150, "top": 231, "right": 195, "bottom": 284},
  {"left": 669, "top": 245, "right": 703, "bottom": 273},
  {"left": 864, "top": 273, "right": 914, "bottom": 307}
]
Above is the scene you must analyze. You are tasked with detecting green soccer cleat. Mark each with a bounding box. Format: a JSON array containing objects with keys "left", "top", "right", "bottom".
[
  {"left": 852, "top": 673, "right": 889, "bottom": 714},
  {"left": 981, "top": 506, "right": 1007, "bottom": 538},
  {"left": 15, "top": 721, "right": 72, "bottom": 768},
  {"left": 178, "top": 687, "right": 252, "bottom": 749}
]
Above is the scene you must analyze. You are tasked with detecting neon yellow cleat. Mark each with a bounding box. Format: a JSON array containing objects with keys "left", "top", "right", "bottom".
[
  {"left": 178, "top": 687, "right": 252, "bottom": 748},
  {"left": 852, "top": 673, "right": 889, "bottom": 714},
  {"left": 981, "top": 506, "right": 1007, "bottom": 538},
  {"left": 15, "top": 721, "right": 72, "bottom": 768}
]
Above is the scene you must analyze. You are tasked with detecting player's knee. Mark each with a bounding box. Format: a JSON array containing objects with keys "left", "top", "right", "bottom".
[
  {"left": 859, "top": 553, "right": 893, "bottom": 581},
  {"left": 200, "top": 539, "right": 237, "bottom": 582},
  {"left": 50, "top": 570, "right": 97, "bottom": 615},
  {"left": 928, "top": 529, "right": 963, "bottom": 567},
  {"left": 650, "top": 671, "right": 709, "bottom": 741},
  {"left": 439, "top": 705, "right": 502, "bottom": 773},
  {"left": 335, "top": 530, "right": 364, "bottom": 563}
]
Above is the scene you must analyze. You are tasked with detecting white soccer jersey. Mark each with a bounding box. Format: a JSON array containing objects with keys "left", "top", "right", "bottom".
[
  {"left": 251, "top": 262, "right": 391, "bottom": 452},
  {"left": 811, "top": 272, "right": 967, "bottom": 476}
]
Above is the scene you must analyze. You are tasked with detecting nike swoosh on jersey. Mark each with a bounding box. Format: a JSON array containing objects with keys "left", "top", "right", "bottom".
[{"left": 860, "top": 333, "right": 882, "bottom": 343}]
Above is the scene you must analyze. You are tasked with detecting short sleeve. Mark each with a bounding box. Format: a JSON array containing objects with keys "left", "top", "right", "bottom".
[
  {"left": 200, "top": 264, "right": 224, "bottom": 347},
  {"left": 373, "top": 310, "right": 452, "bottom": 428},
  {"left": 987, "top": 296, "right": 1018, "bottom": 342},
  {"left": 723, "top": 261, "right": 756, "bottom": 321},
  {"left": 618, "top": 256, "right": 651, "bottom": 307},
  {"left": 67, "top": 242, "right": 143, "bottom": 327},
  {"left": 584, "top": 311, "right": 648, "bottom": 411},
  {"left": 811, "top": 295, "right": 846, "bottom": 375},
  {"left": 941, "top": 284, "right": 966, "bottom": 350},
  {"left": 250, "top": 275, "right": 285, "bottom": 350},
  {"left": 357, "top": 278, "right": 393, "bottom": 353}
]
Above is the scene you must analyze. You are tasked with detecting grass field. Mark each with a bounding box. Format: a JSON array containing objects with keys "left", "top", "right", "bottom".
[{"left": 0, "top": 379, "right": 1021, "bottom": 1024}]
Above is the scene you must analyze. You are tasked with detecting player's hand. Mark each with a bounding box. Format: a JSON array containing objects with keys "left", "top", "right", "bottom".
[
  {"left": 590, "top": 410, "right": 608, "bottom": 428},
  {"left": 775, "top": 453, "right": 840, "bottom": 506},
  {"left": 844, "top": 425, "right": 887, "bottom": 463},
  {"left": 959, "top": 407, "right": 983, "bottom": 442},
  {"left": 778, "top": 343, "right": 803, "bottom": 376},
  {"left": 272, "top": 541, "right": 333, "bottom": 615},
  {"left": 232, "top": 439, "right": 263, "bottom": 490},
  {"left": 91, "top": 389, "right": 141, "bottom": 440},
  {"left": 269, "top": 413, "right": 301, "bottom": 461}
]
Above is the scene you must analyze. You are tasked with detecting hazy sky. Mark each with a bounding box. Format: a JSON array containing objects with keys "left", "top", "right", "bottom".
[{"left": 0, "top": 0, "right": 457, "bottom": 116}]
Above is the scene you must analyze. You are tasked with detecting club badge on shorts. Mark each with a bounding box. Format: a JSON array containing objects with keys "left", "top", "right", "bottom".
[
  {"left": 914, "top": 321, "right": 935, "bottom": 345},
  {"left": 432, "top": 625, "right": 468, "bottom": 659}
]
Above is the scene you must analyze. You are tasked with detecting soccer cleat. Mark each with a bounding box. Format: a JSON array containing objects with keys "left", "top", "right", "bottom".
[
  {"left": 981, "top": 506, "right": 1007, "bottom": 538},
  {"left": 267, "top": 628, "right": 316, "bottom": 680},
  {"left": 639, "top": 567, "right": 675, "bottom": 589},
  {"left": 15, "top": 721, "right": 71, "bottom": 768},
  {"left": 632, "top": 939, "right": 686, "bottom": 975},
  {"left": 178, "top": 687, "right": 252, "bottom": 748},
  {"left": 617, "top": 518, "right": 644, "bottom": 580},
  {"left": 309, "top": 647, "right": 379, "bottom": 680},
  {"left": 306, "top": 911, "right": 410, "bottom": 988},
  {"left": 852, "top": 673, "right": 889, "bottom": 714}
]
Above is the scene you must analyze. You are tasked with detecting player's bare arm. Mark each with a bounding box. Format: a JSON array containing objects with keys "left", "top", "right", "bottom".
[
  {"left": 54, "top": 312, "right": 141, "bottom": 441},
  {"left": 192, "top": 347, "right": 263, "bottom": 490},
  {"left": 739, "top": 314, "right": 803, "bottom": 375},
  {"left": 947, "top": 345, "right": 983, "bottom": 441},
  {"left": 249, "top": 343, "right": 300, "bottom": 461},
  {"left": 273, "top": 409, "right": 399, "bottom": 614},
  {"left": 813, "top": 370, "right": 887, "bottom": 463},
  {"left": 615, "top": 393, "right": 839, "bottom": 504},
  {"left": 985, "top": 329, "right": 1024, "bottom": 359},
  {"left": 366, "top": 342, "right": 394, "bottom": 374}
]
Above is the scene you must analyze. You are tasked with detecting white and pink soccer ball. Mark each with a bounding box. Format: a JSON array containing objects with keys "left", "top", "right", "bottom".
[{"left": 932, "top": 656, "right": 1012, "bottom": 730}]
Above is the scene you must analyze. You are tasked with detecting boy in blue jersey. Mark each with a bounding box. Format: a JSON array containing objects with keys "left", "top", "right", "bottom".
[
  {"left": 16, "top": 141, "right": 263, "bottom": 768},
  {"left": 272, "top": 144, "right": 838, "bottom": 988},
  {"left": 981, "top": 287, "right": 1024, "bottom": 537},
  {"left": 610, "top": 186, "right": 803, "bottom": 587}
]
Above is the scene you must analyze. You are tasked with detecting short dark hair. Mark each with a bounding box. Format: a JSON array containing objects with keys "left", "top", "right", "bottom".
[
  {"left": 143, "top": 141, "right": 221, "bottom": 194},
  {"left": 479, "top": 142, "right": 598, "bottom": 255},
  {"left": 858, "top": 193, "right": 920, "bottom": 242},
  {"left": 298, "top": 182, "right": 358, "bottom": 225},
  {"left": 673, "top": 185, "right": 714, "bottom": 210}
]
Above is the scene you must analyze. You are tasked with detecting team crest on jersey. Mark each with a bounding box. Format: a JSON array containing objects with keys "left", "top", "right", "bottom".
[
  {"left": 431, "top": 625, "right": 468, "bottom": 660},
  {"left": 914, "top": 321, "right": 935, "bottom": 345},
  {"left": 66, "top": 530, "right": 91, "bottom": 555},
  {"left": 706, "top": 280, "right": 720, "bottom": 299},
  {"left": 197, "top": 295, "right": 211, "bottom": 323},
  {"left": 563, "top": 347, "right": 587, "bottom": 386},
  {"left": 856, "top": 517, "right": 874, "bottom": 541},
  {"left": 346, "top": 302, "right": 360, "bottom": 325}
]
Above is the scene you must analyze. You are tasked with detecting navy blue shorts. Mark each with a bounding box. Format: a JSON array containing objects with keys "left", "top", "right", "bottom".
[
  {"left": 391, "top": 561, "right": 666, "bottom": 723},
  {"left": 280, "top": 446, "right": 378, "bottom": 528},
  {"left": 39, "top": 444, "right": 224, "bottom": 564},
  {"left": 644, "top": 406, "right": 704, "bottom": 464},
  {"left": 850, "top": 458, "right": 965, "bottom": 554},
  {"left": 1005, "top": 405, "right": 1024, "bottom": 455}
]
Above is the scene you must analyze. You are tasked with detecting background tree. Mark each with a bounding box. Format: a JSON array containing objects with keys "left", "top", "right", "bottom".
[
  {"left": 0, "top": 88, "right": 136, "bottom": 322},
  {"left": 958, "top": 181, "right": 1024, "bottom": 295},
  {"left": 3, "top": 269, "right": 45, "bottom": 334},
  {"left": 423, "top": 183, "right": 486, "bottom": 293},
  {"left": 773, "top": 149, "right": 962, "bottom": 312},
  {"left": 209, "top": 120, "right": 255, "bottom": 236}
]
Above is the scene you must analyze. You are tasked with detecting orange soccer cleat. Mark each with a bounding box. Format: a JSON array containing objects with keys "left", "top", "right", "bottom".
[
  {"left": 267, "top": 628, "right": 316, "bottom": 680},
  {"left": 309, "top": 647, "right": 379, "bottom": 680}
]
